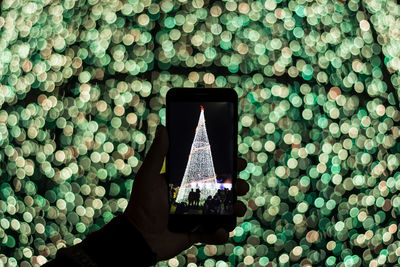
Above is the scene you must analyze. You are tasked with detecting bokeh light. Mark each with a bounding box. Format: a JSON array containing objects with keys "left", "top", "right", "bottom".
[{"left": 1, "top": 0, "right": 400, "bottom": 266}]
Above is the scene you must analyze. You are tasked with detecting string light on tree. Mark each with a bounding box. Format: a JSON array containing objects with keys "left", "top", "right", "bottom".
[{"left": 176, "top": 106, "right": 218, "bottom": 203}]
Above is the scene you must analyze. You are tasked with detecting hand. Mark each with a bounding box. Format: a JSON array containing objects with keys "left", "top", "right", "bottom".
[{"left": 124, "top": 125, "right": 249, "bottom": 261}]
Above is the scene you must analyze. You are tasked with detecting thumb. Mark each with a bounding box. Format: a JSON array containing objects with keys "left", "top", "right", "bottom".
[{"left": 138, "top": 125, "right": 169, "bottom": 177}]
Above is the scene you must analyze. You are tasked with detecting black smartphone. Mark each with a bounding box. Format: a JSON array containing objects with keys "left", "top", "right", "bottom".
[{"left": 166, "top": 88, "right": 238, "bottom": 233}]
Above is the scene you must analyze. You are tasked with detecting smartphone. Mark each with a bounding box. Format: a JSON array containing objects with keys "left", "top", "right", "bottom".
[{"left": 166, "top": 88, "right": 238, "bottom": 233}]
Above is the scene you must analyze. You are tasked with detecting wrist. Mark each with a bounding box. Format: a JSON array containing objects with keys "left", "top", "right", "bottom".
[
  {"left": 81, "top": 214, "right": 157, "bottom": 266},
  {"left": 122, "top": 212, "right": 159, "bottom": 253}
]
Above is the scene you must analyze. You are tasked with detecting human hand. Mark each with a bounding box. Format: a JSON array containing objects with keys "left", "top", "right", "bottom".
[{"left": 124, "top": 125, "right": 249, "bottom": 261}]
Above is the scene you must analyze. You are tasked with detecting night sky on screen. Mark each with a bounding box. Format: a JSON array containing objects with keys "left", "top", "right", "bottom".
[{"left": 168, "top": 102, "right": 234, "bottom": 186}]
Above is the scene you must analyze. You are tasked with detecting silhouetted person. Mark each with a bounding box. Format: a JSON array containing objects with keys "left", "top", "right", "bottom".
[
  {"left": 203, "top": 196, "right": 212, "bottom": 214},
  {"left": 195, "top": 188, "right": 201, "bottom": 206},
  {"left": 169, "top": 186, "right": 176, "bottom": 204},
  {"left": 188, "top": 189, "right": 195, "bottom": 207},
  {"left": 175, "top": 202, "right": 188, "bottom": 214}
]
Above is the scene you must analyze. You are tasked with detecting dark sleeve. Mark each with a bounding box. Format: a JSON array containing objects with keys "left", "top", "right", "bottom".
[{"left": 43, "top": 214, "right": 157, "bottom": 267}]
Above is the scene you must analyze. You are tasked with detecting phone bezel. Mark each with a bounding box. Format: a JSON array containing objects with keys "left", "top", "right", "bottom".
[{"left": 166, "top": 87, "right": 238, "bottom": 233}]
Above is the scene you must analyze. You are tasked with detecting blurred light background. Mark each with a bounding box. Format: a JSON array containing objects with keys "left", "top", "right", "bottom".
[{"left": 1, "top": 0, "right": 400, "bottom": 266}]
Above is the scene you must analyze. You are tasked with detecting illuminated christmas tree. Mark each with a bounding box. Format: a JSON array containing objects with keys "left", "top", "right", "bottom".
[{"left": 176, "top": 106, "right": 218, "bottom": 203}]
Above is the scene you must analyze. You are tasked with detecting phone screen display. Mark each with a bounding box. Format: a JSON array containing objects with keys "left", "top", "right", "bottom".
[{"left": 168, "top": 101, "right": 234, "bottom": 216}]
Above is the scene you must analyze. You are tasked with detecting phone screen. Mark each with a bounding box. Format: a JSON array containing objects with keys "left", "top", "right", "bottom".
[{"left": 168, "top": 101, "right": 234, "bottom": 216}]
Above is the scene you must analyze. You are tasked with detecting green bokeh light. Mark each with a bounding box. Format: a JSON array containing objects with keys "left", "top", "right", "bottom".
[{"left": 1, "top": 0, "right": 400, "bottom": 266}]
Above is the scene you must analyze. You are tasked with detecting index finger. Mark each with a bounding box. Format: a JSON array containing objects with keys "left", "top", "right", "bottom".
[{"left": 136, "top": 125, "right": 169, "bottom": 180}]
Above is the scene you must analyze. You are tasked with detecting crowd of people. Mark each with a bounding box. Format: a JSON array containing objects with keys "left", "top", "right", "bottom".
[
  {"left": 170, "top": 187, "right": 233, "bottom": 215},
  {"left": 203, "top": 188, "right": 233, "bottom": 214}
]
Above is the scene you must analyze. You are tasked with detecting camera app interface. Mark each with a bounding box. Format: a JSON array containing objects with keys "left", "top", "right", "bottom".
[{"left": 168, "top": 102, "right": 234, "bottom": 215}]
